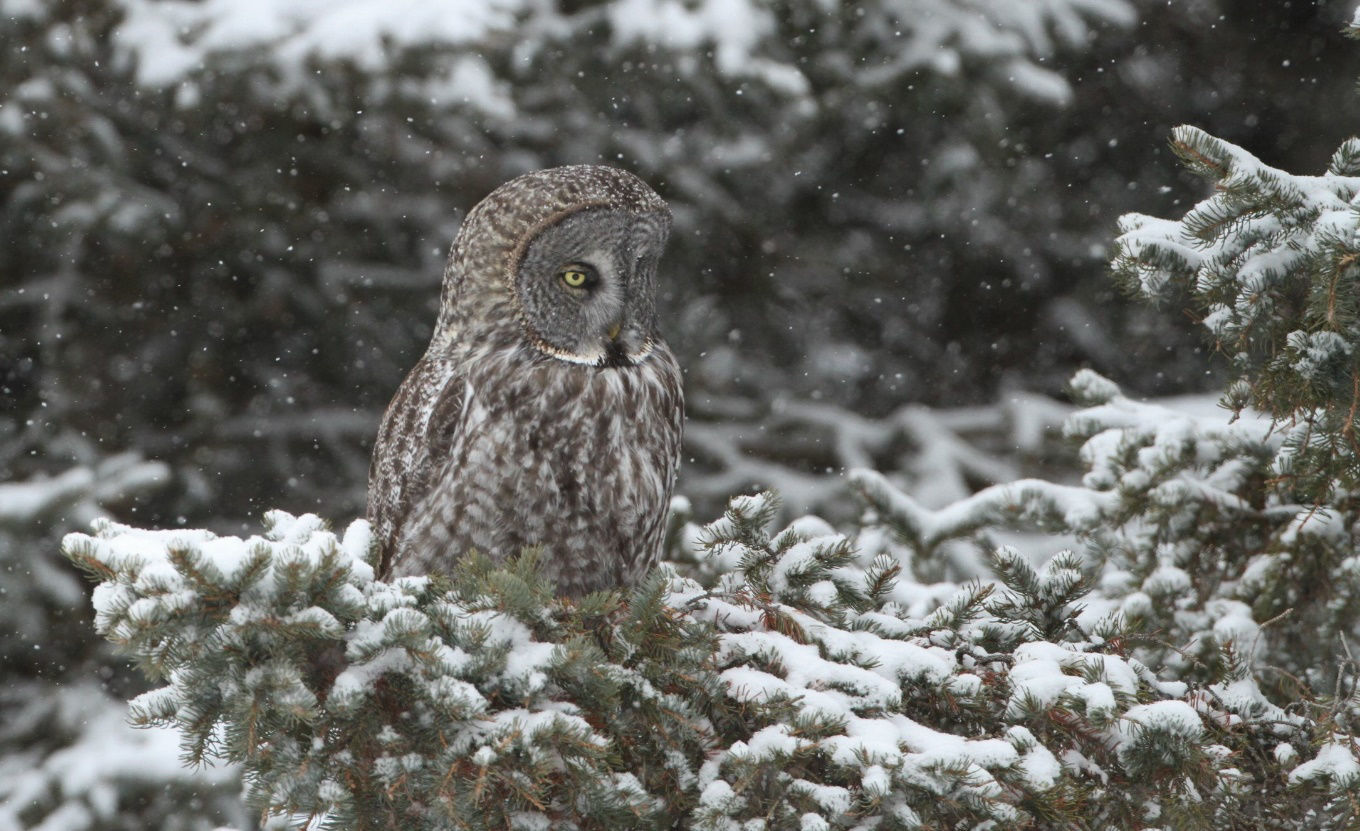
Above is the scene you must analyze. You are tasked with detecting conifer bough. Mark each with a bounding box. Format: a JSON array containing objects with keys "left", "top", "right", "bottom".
[{"left": 62, "top": 33, "right": 1360, "bottom": 831}]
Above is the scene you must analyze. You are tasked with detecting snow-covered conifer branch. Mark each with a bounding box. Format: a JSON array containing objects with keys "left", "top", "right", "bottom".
[{"left": 64, "top": 482, "right": 1360, "bottom": 829}]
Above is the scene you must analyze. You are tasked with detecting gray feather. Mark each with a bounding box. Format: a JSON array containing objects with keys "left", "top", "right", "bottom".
[{"left": 366, "top": 166, "right": 684, "bottom": 595}]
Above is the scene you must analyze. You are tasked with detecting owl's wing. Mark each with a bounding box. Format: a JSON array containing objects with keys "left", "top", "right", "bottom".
[{"left": 367, "top": 356, "right": 466, "bottom": 576}]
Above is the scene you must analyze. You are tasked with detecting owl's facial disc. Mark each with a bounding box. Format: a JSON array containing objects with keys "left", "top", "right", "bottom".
[{"left": 515, "top": 208, "right": 669, "bottom": 367}]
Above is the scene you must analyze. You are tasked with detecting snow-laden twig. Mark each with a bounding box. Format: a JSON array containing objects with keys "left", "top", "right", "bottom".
[{"left": 683, "top": 392, "right": 1073, "bottom": 519}]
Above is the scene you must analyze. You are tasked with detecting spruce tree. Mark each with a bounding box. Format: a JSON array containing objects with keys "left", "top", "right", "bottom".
[
  {"left": 3, "top": 0, "right": 1149, "bottom": 531},
  {"left": 0, "top": 458, "right": 244, "bottom": 831},
  {"left": 35, "top": 4, "right": 1360, "bottom": 830}
]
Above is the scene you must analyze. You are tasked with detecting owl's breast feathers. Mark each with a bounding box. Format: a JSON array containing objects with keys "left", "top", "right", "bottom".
[{"left": 368, "top": 343, "right": 684, "bottom": 595}]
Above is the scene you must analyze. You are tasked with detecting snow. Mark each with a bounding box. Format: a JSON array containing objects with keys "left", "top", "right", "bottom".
[
  {"left": 1206, "top": 599, "right": 1258, "bottom": 646},
  {"left": 471, "top": 745, "right": 498, "bottom": 766},
  {"left": 264, "top": 509, "right": 328, "bottom": 544},
  {"left": 496, "top": 626, "right": 557, "bottom": 691},
  {"left": 1141, "top": 564, "right": 1191, "bottom": 597},
  {"left": 46, "top": 351, "right": 1355, "bottom": 825},
  {"left": 799, "top": 813, "right": 830, "bottom": 831},
  {"left": 1274, "top": 743, "right": 1298, "bottom": 766},
  {"left": 713, "top": 604, "right": 958, "bottom": 714},
  {"left": 329, "top": 648, "right": 413, "bottom": 709},
  {"left": 112, "top": 0, "right": 525, "bottom": 87},
  {"left": 698, "top": 779, "right": 740, "bottom": 813},
  {"left": 608, "top": 0, "right": 804, "bottom": 95},
  {"left": 1008, "top": 643, "right": 1084, "bottom": 715},
  {"left": 1288, "top": 330, "right": 1352, "bottom": 380},
  {"left": 849, "top": 467, "right": 1116, "bottom": 551},
  {"left": 860, "top": 763, "right": 890, "bottom": 794},
  {"left": 1003, "top": 59, "right": 1072, "bottom": 105},
  {"left": 1280, "top": 506, "right": 1347, "bottom": 545},
  {"left": 508, "top": 813, "right": 551, "bottom": 831},
  {"left": 669, "top": 555, "right": 1113, "bottom": 817},
  {"left": 102, "top": 0, "right": 1135, "bottom": 116},
  {"left": 1289, "top": 740, "right": 1360, "bottom": 786},
  {"left": 1070, "top": 682, "right": 1116, "bottom": 718},
  {"left": 728, "top": 492, "right": 776, "bottom": 520},
  {"left": 423, "top": 56, "right": 516, "bottom": 119},
  {"left": 0, "top": 456, "right": 168, "bottom": 527},
  {"left": 948, "top": 672, "right": 983, "bottom": 696},
  {"left": 1115, "top": 700, "right": 1204, "bottom": 757},
  {"left": 49, "top": 478, "right": 1334, "bottom": 830},
  {"left": 0, "top": 0, "right": 44, "bottom": 17},
  {"left": 67, "top": 510, "right": 371, "bottom": 634},
  {"left": 0, "top": 683, "right": 237, "bottom": 830},
  {"left": 0, "top": 467, "right": 94, "bottom": 523},
  {"left": 1008, "top": 726, "right": 1061, "bottom": 790},
  {"left": 769, "top": 539, "right": 828, "bottom": 591},
  {"left": 686, "top": 389, "right": 1071, "bottom": 523},
  {"left": 728, "top": 724, "right": 809, "bottom": 761},
  {"left": 1198, "top": 676, "right": 1285, "bottom": 729}
]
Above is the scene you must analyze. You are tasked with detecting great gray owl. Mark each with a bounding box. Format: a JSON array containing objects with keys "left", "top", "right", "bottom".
[{"left": 366, "top": 165, "right": 684, "bottom": 596}]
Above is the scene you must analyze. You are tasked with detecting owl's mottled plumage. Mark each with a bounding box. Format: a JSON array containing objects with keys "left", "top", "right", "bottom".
[{"left": 367, "top": 166, "right": 684, "bottom": 595}]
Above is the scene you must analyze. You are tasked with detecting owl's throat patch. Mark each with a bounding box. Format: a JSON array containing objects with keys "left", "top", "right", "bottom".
[{"left": 600, "top": 339, "right": 633, "bottom": 368}]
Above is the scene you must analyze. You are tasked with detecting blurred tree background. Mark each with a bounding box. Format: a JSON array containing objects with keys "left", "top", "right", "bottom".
[
  {"left": 2, "top": 1, "right": 1360, "bottom": 825},
  {"left": 4, "top": 0, "right": 1356, "bottom": 533}
]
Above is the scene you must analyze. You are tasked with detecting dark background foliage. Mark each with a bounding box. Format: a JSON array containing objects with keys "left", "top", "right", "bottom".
[{"left": 3, "top": 0, "right": 1357, "bottom": 531}]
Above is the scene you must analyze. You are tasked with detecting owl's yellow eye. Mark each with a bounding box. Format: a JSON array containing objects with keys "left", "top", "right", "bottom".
[{"left": 560, "top": 265, "right": 592, "bottom": 288}]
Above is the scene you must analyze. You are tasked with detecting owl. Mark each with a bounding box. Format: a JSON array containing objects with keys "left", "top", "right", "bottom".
[{"left": 366, "top": 166, "right": 684, "bottom": 596}]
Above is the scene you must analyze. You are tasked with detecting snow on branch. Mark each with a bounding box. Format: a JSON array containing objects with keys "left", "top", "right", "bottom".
[
  {"left": 684, "top": 392, "right": 1072, "bottom": 521},
  {"left": 108, "top": 0, "right": 1134, "bottom": 107},
  {"left": 63, "top": 486, "right": 1360, "bottom": 828},
  {"left": 0, "top": 453, "right": 168, "bottom": 528},
  {"left": 1112, "top": 127, "right": 1360, "bottom": 469},
  {"left": 1104, "top": 128, "right": 1360, "bottom": 703}
]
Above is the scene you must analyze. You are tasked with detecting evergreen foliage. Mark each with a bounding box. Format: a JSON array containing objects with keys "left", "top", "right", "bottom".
[
  {"left": 60, "top": 483, "right": 1360, "bottom": 829},
  {"left": 0, "top": 459, "right": 244, "bottom": 831},
  {"left": 4, "top": 0, "right": 1215, "bottom": 531},
  {"left": 62, "top": 44, "right": 1360, "bottom": 821},
  {"left": 1107, "top": 114, "right": 1360, "bottom": 691},
  {"left": 25, "top": 3, "right": 1360, "bottom": 829}
]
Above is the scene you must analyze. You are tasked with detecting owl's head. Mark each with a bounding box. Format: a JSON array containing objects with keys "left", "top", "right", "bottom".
[{"left": 435, "top": 166, "right": 672, "bottom": 367}]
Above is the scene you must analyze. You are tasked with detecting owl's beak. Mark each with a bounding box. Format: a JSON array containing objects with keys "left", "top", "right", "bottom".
[{"left": 607, "top": 321, "right": 623, "bottom": 341}]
